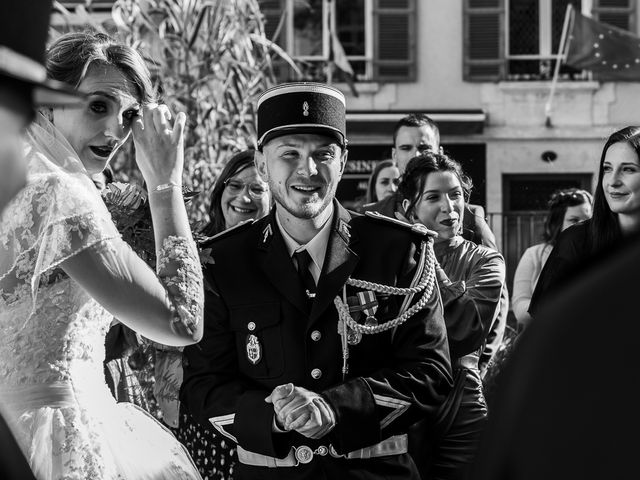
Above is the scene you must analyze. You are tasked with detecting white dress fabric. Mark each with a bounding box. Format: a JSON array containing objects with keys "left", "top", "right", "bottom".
[{"left": 0, "top": 118, "right": 202, "bottom": 479}]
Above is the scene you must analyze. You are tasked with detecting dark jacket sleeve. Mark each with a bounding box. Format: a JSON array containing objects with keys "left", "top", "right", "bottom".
[
  {"left": 321, "top": 242, "right": 453, "bottom": 453},
  {"left": 180, "top": 272, "right": 292, "bottom": 458}
]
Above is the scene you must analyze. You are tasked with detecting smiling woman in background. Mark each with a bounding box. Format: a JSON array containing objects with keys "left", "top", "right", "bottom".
[
  {"left": 530, "top": 126, "right": 640, "bottom": 318},
  {"left": 399, "top": 152, "right": 505, "bottom": 480},
  {"left": 202, "top": 149, "right": 270, "bottom": 236},
  {"left": 512, "top": 188, "right": 592, "bottom": 330}
]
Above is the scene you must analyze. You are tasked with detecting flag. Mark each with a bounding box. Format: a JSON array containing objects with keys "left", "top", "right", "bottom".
[
  {"left": 565, "top": 10, "right": 640, "bottom": 81},
  {"left": 327, "top": 1, "right": 358, "bottom": 96}
]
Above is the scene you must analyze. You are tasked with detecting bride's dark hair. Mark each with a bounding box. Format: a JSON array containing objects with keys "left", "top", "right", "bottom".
[{"left": 45, "top": 31, "right": 156, "bottom": 105}]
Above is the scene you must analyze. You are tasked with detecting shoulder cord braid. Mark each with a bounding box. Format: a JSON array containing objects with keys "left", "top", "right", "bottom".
[{"left": 335, "top": 238, "right": 437, "bottom": 377}]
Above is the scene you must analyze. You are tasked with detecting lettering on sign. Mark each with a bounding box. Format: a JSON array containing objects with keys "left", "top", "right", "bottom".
[{"left": 344, "top": 160, "right": 378, "bottom": 174}]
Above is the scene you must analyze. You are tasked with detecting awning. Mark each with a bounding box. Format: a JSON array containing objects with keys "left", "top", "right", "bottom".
[{"left": 346, "top": 110, "right": 486, "bottom": 142}]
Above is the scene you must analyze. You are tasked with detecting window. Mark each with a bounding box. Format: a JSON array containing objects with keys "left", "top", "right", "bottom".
[
  {"left": 260, "top": 0, "right": 416, "bottom": 82},
  {"left": 506, "top": 0, "right": 586, "bottom": 80},
  {"left": 464, "top": 0, "right": 636, "bottom": 81},
  {"left": 286, "top": 0, "right": 371, "bottom": 80}
]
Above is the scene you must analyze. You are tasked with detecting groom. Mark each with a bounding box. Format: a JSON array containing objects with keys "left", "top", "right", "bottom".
[{"left": 182, "top": 82, "right": 453, "bottom": 479}]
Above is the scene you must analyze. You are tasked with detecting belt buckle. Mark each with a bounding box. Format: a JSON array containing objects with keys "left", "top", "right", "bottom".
[
  {"left": 295, "top": 445, "right": 314, "bottom": 464},
  {"left": 329, "top": 445, "right": 343, "bottom": 458}
]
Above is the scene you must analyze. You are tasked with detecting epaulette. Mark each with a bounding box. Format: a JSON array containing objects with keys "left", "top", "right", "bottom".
[
  {"left": 364, "top": 211, "right": 437, "bottom": 237},
  {"left": 198, "top": 219, "right": 255, "bottom": 248}
]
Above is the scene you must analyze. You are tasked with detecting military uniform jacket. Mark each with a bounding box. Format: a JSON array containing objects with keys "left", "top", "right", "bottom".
[{"left": 181, "top": 202, "right": 452, "bottom": 477}]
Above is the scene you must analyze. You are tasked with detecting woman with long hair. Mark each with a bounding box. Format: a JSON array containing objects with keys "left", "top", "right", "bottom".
[
  {"left": 364, "top": 159, "right": 400, "bottom": 204},
  {"left": 0, "top": 31, "right": 203, "bottom": 478},
  {"left": 399, "top": 152, "right": 505, "bottom": 480},
  {"left": 530, "top": 126, "right": 640, "bottom": 318},
  {"left": 512, "top": 188, "right": 592, "bottom": 330}
]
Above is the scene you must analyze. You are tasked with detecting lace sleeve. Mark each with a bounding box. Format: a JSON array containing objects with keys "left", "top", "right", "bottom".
[
  {"left": 156, "top": 236, "right": 203, "bottom": 336},
  {"left": 0, "top": 171, "right": 120, "bottom": 311}
]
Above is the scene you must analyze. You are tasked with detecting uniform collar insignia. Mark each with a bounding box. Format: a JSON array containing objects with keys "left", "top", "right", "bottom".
[
  {"left": 302, "top": 101, "right": 309, "bottom": 117},
  {"left": 262, "top": 223, "right": 273, "bottom": 243},
  {"left": 338, "top": 219, "right": 351, "bottom": 240}
]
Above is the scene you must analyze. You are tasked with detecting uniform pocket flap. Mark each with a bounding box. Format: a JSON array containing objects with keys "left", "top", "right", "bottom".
[{"left": 229, "top": 302, "right": 281, "bottom": 332}]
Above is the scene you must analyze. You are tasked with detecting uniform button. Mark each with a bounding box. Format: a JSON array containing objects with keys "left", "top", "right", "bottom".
[
  {"left": 311, "top": 330, "right": 322, "bottom": 341},
  {"left": 311, "top": 368, "right": 322, "bottom": 380},
  {"left": 247, "top": 322, "right": 256, "bottom": 331}
]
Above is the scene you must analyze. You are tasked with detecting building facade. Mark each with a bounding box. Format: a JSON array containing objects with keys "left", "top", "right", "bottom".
[
  {"left": 58, "top": 0, "right": 640, "bottom": 288},
  {"left": 261, "top": 0, "right": 640, "bottom": 288}
]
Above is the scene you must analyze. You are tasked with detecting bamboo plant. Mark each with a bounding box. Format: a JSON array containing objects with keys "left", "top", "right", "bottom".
[{"left": 110, "top": 0, "right": 299, "bottom": 222}]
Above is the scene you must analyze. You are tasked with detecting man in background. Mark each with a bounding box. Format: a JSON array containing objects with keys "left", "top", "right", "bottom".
[{"left": 362, "top": 113, "right": 506, "bottom": 378}]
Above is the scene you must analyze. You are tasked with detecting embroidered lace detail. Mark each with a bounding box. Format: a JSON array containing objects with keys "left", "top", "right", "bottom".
[
  {"left": 0, "top": 173, "right": 120, "bottom": 312},
  {"left": 157, "top": 236, "right": 203, "bottom": 336},
  {"left": 152, "top": 236, "right": 202, "bottom": 427}
]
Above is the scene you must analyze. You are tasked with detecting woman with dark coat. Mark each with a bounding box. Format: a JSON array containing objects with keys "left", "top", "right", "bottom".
[{"left": 530, "top": 126, "right": 640, "bottom": 318}]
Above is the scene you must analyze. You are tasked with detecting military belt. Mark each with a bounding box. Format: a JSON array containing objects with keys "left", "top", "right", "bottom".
[{"left": 237, "top": 434, "right": 408, "bottom": 467}]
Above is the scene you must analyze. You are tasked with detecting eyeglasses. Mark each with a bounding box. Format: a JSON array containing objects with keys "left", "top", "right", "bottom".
[{"left": 223, "top": 179, "right": 269, "bottom": 199}]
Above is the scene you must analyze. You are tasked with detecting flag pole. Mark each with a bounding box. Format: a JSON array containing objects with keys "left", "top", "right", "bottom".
[
  {"left": 326, "top": 0, "right": 333, "bottom": 85},
  {"left": 544, "top": 3, "right": 574, "bottom": 127}
]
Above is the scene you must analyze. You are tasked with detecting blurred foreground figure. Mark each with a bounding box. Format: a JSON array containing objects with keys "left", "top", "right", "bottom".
[
  {"left": 471, "top": 235, "right": 640, "bottom": 480},
  {"left": 0, "top": 1, "right": 81, "bottom": 479},
  {"left": 0, "top": 0, "right": 79, "bottom": 214}
]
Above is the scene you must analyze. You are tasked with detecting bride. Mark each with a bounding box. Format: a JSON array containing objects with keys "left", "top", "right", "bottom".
[{"left": 0, "top": 31, "right": 204, "bottom": 479}]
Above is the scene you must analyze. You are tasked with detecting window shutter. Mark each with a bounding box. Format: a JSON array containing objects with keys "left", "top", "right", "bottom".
[
  {"left": 463, "top": 0, "right": 505, "bottom": 82},
  {"left": 372, "top": 0, "right": 416, "bottom": 82},
  {"left": 592, "top": 0, "right": 636, "bottom": 32},
  {"left": 259, "top": 0, "right": 288, "bottom": 81}
]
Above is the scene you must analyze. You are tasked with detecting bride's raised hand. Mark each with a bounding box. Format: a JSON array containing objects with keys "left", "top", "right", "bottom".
[{"left": 131, "top": 104, "right": 187, "bottom": 190}]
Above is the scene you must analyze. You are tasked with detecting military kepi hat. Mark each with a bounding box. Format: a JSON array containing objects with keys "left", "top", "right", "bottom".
[
  {"left": 0, "top": 0, "right": 84, "bottom": 107},
  {"left": 257, "top": 83, "right": 346, "bottom": 149}
]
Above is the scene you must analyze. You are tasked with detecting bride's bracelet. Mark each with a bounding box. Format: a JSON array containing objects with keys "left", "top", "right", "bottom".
[{"left": 153, "top": 182, "right": 182, "bottom": 193}]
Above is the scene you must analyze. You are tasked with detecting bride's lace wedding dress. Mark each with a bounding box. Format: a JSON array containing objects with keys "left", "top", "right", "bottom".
[{"left": 0, "top": 120, "right": 203, "bottom": 479}]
